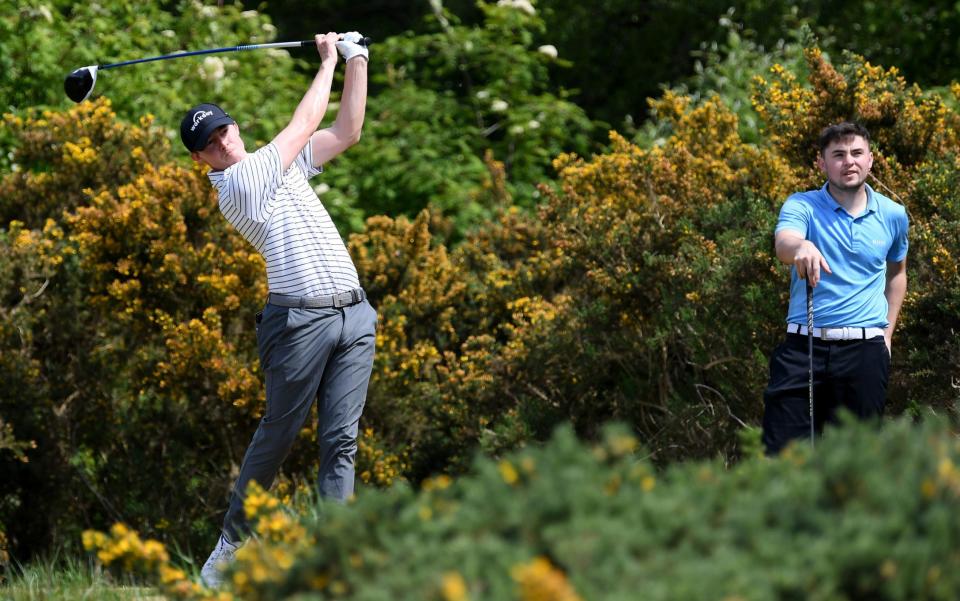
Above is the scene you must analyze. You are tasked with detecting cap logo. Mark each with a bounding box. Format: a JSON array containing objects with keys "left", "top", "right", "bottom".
[{"left": 191, "top": 110, "right": 214, "bottom": 132}]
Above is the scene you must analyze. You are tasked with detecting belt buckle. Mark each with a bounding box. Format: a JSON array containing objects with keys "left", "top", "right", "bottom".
[{"left": 821, "top": 327, "right": 845, "bottom": 341}]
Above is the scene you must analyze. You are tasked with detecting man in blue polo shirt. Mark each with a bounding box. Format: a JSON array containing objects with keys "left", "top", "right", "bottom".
[{"left": 761, "top": 122, "right": 908, "bottom": 454}]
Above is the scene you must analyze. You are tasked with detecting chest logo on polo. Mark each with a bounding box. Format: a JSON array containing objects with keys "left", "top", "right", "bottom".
[{"left": 871, "top": 239, "right": 886, "bottom": 246}]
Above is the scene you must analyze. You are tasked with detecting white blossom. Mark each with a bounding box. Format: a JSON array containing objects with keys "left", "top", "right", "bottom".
[
  {"left": 161, "top": 29, "right": 176, "bottom": 38},
  {"left": 241, "top": 10, "right": 258, "bottom": 18},
  {"left": 537, "top": 44, "right": 558, "bottom": 59},
  {"left": 201, "top": 57, "right": 225, "bottom": 81},
  {"left": 491, "top": 99, "right": 509, "bottom": 112},
  {"left": 315, "top": 183, "right": 330, "bottom": 195},
  {"left": 527, "top": 119, "right": 541, "bottom": 129},
  {"left": 497, "top": 0, "right": 536, "bottom": 15},
  {"left": 476, "top": 90, "right": 490, "bottom": 100},
  {"left": 36, "top": 5, "right": 53, "bottom": 22},
  {"left": 509, "top": 124, "right": 525, "bottom": 135}
]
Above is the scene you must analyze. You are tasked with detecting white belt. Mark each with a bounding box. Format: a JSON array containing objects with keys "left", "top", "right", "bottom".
[{"left": 788, "top": 324, "right": 885, "bottom": 340}]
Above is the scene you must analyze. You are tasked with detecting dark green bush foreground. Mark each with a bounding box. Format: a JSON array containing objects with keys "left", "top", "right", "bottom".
[{"left": 197, "top": 415, "right": 960, "bottom": 601}]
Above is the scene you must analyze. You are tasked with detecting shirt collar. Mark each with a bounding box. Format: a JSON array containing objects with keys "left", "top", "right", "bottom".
[{"left": 820, "top": 181, "right": 878, "bottom": 216}]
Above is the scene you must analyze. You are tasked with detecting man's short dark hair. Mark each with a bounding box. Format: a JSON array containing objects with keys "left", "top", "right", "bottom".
[{"left": 818, "top": 122, "right": 871, "bottom": 155}]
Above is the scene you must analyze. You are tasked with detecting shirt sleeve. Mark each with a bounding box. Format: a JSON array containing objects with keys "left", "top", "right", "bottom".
[
  {"left": 775, "top": 195, "right": 810, "bottom": 238},
  {"left": 887, "top": 206, "right": 909, "bottom": 262},
  {"left": 220, "top": 144, "right": 284, "bottom": 222},
  {"left": 294, "top": 143, "right": 323, "bottom": 180}
]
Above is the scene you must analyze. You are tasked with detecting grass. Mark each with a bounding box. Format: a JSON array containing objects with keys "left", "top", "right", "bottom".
[{"left": 1, "top": 554, "right": 161, "bottom": 601}]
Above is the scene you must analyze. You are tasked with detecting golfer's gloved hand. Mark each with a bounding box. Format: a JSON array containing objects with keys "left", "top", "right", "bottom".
[{"left": 336, "top": 31, "right": 368, "bottom": 62}]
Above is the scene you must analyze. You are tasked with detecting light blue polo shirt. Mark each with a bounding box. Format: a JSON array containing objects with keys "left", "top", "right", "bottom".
[{"left": 776, "top": 182, "right": 908, "bottom": 328}]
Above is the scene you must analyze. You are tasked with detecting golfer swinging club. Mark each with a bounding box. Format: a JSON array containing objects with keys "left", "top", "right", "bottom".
[
  {"left": 761, "top": 122, "right": 908, "bottom": 455},
  {"left": 179, "top": 32, "right": 372, "bottom": 587}
]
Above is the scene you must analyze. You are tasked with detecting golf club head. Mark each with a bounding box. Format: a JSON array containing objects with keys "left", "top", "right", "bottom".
[{"left": 64, "top": 66, "right": 98, "bottom": 103}]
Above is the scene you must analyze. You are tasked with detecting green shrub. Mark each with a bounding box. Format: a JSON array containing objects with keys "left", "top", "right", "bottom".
[
  {"left": 1, "top": 0, "right": 305, "bottom": 150},
  {"left": 89, "top": 414, "right": 960, "bottom": 600},
  {"left": 323, "top": 0, "right": 595, "bottom": 235}
]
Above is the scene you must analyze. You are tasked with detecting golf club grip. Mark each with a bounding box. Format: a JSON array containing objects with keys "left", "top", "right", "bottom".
[{"left": 298, "top": 36, "right": 372, "bottom": 47}]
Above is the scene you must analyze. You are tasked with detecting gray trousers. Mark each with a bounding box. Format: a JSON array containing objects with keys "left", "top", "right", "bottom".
[{"left": 222, "top": 299, "right": 377, "bottom": 542}]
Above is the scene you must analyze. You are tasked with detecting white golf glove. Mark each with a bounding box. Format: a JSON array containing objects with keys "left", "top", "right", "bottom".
[{"left": 336, "top": 31, "right": 368, "bottom": 62}]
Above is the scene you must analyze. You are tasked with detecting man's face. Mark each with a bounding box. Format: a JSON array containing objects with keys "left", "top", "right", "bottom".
[
  {"left": 191, "top": 123, "right": 246, "bottom": 170},
  {"left": 818, "top": 135, "right": 873, "bottom": 193}
]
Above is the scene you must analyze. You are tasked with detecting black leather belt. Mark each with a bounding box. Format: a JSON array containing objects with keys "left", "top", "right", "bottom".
[{"left": 267, "top": 288, "right": 366, "bottom": 309}]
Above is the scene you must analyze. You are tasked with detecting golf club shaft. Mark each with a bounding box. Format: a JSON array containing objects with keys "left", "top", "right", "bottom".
[
  {"left": 98, "top": 38, "right": 370, "bottom": 71},
  {"left": 806, "top": 283, "right": 814, "bottom": 447}
]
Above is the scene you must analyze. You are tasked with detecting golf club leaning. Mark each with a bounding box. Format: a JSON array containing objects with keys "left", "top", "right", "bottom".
[
  {"left": 806, "top": 283, "right": 815, "bottom": 448},
  {"left": 64, "top": 36, "right": 372, "bottom": 103}
]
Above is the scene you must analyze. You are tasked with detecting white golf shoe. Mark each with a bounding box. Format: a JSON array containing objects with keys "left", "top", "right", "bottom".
[{"left": 200, "top": 534, "right": 240, "bottom": 588}]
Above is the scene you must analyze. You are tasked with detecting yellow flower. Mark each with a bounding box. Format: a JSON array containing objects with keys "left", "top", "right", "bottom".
[
  {"left": 606, "top": 433, "right": 638, "bottom": 457},
  {"left": 498, "top": 460, "right": 519, "bottom": 485},
  {"left": 159, "top": 563, "right": 186, "bottom": 584},
  {"left": 441, "top": 571, "right": 469, "bottom": 601},
  {"left": 937, "top": 458, "right": 954, "bottom": 478},
  {"left": 512, "top": 557, "right": 582, "bottom": 601}
]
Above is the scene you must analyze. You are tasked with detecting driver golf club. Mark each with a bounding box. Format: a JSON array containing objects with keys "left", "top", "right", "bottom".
[{"left": 65, "top": 36, "right": 372, "bottom": 103}]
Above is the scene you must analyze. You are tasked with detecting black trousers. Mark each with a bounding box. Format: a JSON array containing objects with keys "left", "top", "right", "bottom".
[{"left": 761, "top": 333, "right": 890, "bottom": 455}]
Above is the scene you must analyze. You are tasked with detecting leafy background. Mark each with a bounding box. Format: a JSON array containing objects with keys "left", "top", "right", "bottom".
[{"left": 3, "top": 0, "right": 960, "bottom": 594}]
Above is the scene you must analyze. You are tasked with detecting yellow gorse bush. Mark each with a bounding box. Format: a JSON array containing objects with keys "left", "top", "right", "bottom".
[
  {"left": 1, "top": 98, "right": 292, "bottom": 553},
  {"left": 80, "top": 483, "right": 312, "bottom": 600},
  {"left": 81, "top": 523, "right": 226, "bottom": 600},
  {"left": 229, "top": 481, "right": 317, "bottom": 599},
  {"left": 357, "top": 426, "right": 408, "bottom": 486},
  {"left": 82, "top": 523, "right": 169, "bottom": 574}
]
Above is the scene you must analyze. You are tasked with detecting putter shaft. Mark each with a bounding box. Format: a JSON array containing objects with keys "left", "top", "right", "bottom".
[{"left": 807, "top": 283, "right": 814, "bottom": 447}]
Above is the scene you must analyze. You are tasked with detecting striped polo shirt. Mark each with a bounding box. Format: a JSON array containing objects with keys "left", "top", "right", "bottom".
[{"left": 209, "top": 142, "right": 360, "bottom": 296}]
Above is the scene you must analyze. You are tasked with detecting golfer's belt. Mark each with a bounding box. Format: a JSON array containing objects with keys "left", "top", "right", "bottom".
[
  {"left": 787, "top": 324, "right": 885, "bottom": 340},
  {"left": 267, "top": 288, "right": 366, "bottom": 309}
]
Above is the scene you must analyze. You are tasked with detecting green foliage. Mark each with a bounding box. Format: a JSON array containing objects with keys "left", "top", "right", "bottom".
[
  {"left": 1, "top": 0, "right": 305, "bottom": 151},
  {"left": 324, "top": 0, "right": 595, "bottom": 234},
  {"left": 671, "top": 16, "right": 810, "bottom": 144},
  {"left": 143, "top": 416, "right": 960, "bottom": 600},
  {"left": 1, "top": 0, "right": 595, "bottom": 235},
  {"left": 260, "top": 0, "right": 960, "bottom": 139},
  {"left": 537, "top": 0, "right": 746, "bottom": 130},
  {"left": 740, "top": 0, "right": 960, "bottom": 93}
]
